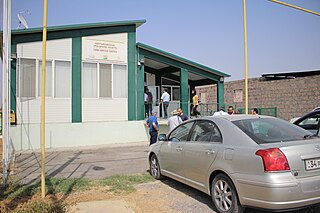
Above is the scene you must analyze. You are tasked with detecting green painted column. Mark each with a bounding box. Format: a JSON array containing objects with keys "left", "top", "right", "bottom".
[
  {"left": 217, "top": 81, "right": 225, "bottom": 111},
  {"left": 127, "top": 31, "right": 137, "bottom": 120},
  {"left": 10, "top": 44, "right": 17, "bottom": 114},
  {"left": 137, "top": 62, "right": 145, "bottom": 120},
  {"left": 72, "top": 37, "right": 82, "bottom": 123},
  {"left": 155, "top": 74, "right": 162, "bottom": 117},
  {"left": 180, "top": 68, "right": 188, "bottom": 115}
]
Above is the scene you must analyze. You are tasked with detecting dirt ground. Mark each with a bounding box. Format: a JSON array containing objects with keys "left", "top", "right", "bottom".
[
  {"left": 68, "top": 179, "right": 320, "bottom": 213},
  {"left": 67, "top": 179, "right": 216, "bottom": 213},
  {"left": 2, "top": 177, "right": 320, "bottom": 213}
]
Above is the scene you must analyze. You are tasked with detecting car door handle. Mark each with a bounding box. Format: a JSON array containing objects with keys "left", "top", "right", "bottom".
[
  {"left": 206, "top": 150, "right": 215, "bottom": 155},
  {"left": 176, "top": 147, "right": 183, "bottom": 152}
]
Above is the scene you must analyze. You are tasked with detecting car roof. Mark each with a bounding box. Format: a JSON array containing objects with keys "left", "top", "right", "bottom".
[
  {"left": 203, "top": 114, "right": 274, "bottom": 122},
  {"left": 293, "top": 109, "right": 320, "bottom": 124}
]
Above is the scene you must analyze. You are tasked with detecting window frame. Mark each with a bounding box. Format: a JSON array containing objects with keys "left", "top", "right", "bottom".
[
  {"left": 18, "top": 58, "right": 72, "bottom": 99},
  {"left": 82, "top": 61, "right": 127, "bottom": 99},
  {"left": 167, "top": 120, "right": 195, "bottom": 142},
  {"left": 189, "top": 120, "right": 223, "bottom": 143}
]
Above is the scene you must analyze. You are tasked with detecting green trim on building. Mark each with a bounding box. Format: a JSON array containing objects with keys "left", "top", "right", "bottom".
[
  {"left": 11, "top": 20, "right": 145, "bottom": 35},
  {"left": 10, "top": 44, "right": 17, "bottom": 114},
  {"left": 217, "top": 81, "right": 225, "bottom": 110},
  {"left": 72, "top": 37, "right": 82, "bottom": 123},
  {"left": 127, "top": 29, "right": 137, "bottom": 120},
  {"left": 180, "top": 69, "right": 189, "bottom": 114},
  {"left": 137, "top": 63, "right": 145, "bottom": 120}
]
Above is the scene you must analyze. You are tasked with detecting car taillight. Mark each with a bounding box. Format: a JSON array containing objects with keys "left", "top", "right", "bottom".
[{"left": 255, "top": 148, "right": 290, "bottom": 172}]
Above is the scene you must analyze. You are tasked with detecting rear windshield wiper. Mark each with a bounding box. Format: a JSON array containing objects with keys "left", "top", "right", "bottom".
[{"left": 303, "top": 134, "right": 318, "bottom": 139}]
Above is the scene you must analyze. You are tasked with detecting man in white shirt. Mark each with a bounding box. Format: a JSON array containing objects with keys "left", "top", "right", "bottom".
[
  {"left": 160, "top": 89, "right": 170, "bottom": 119},
  {"left": 213, "top": 106, "right": 228, "bottom": 116},
  {"left": 167, "top": 110, "right": 182, "bottom": 132}
]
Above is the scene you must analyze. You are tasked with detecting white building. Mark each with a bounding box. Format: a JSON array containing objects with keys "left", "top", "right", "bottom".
[{"left": 9, "top": 20, "right": 229, "bottom": 150}]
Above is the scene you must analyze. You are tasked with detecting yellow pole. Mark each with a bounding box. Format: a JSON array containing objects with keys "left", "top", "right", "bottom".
[
  {"left": 41, "top": 0, "right": 48, "bottom": 198},
  {"left": 243, "top": 0, "right": 249, "bottom": 115},
  {"left": 269, "top": 0, "right": 320, "bottom": 16}
]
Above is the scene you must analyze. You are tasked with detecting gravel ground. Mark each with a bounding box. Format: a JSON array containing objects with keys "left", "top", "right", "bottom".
[{"left": 123, "top": 177, "right": 320, "bottom": 213}]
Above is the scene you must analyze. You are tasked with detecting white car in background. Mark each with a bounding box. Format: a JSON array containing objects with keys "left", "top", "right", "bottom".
[{"left": 290, "top": 107, "right": 320, "bottom": 123}]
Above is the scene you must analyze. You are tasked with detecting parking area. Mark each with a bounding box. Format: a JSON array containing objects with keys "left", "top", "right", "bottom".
[{"left": 14, "top": 142, "right": 149, "bottom": 185}]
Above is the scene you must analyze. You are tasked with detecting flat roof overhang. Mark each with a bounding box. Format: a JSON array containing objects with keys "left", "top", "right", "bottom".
[{"left": 137, "top": 43, "right": 230, "bottom": 86}]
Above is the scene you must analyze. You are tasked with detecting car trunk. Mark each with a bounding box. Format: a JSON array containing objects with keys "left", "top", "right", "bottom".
[{"left": 276, "top": 139, "right": 320, "bottom": 179}]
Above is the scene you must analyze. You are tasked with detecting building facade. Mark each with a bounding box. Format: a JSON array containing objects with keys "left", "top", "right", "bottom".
[{"left": 10, "top": 20, "right": 229, "bottom": 150}]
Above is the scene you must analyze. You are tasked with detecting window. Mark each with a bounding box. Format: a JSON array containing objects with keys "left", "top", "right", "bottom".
[
  {"left": 168, "top": 121, "right": 194, "bottom": 142},
  {"left": 55, "top": 61, "right": 71, "bottom": 98},
  {"left": 113, "top": 64, "right": 127, "bottom": 98},
  {"left": 172, "top": 87, "right": 180, "bottom": 101},
  {"left": 19, "top": 58, "right": 36, "bottom": 98},
  {"left": 233, "top": 118, "right": 311, "bottom": 144},
  {"left": 38, "top": 61, "right": 52, "bottom": 97},
  {"left": 82, "top": 62, "right": 98, "bottom": 98},
  {"left": 82, "top": 62, "right": 127, "bottom": 98},
  {"left": 18, "top": 58, "right": 71, "bottom": 99},
  {"left": 190, "top": 120, "right": 222, "bottom": 142},
  {"left": 99, "top": 64, "right": 112, "bottom": 97}
]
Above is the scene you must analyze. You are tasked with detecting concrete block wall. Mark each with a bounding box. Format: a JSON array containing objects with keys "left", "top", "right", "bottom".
[{"left": 196, "top": 75, "right": 320, "bottom": 121}]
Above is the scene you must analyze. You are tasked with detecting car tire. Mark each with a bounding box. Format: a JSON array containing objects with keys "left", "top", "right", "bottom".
[
  {"left": 211, "top": 174, "right": 244, "bottom": 213},
  {"left": 149, "top": 154, "right": 163, "bottom": 180}
]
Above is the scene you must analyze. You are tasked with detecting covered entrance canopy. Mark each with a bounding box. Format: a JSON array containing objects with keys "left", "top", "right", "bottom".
[{"left": 136, "top": 43, "right": 230, "bottom": 118}]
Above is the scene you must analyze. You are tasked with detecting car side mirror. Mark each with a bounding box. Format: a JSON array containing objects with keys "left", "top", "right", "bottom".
[{"left": 158, "top": 134, "right": 167, "bottom": 141}]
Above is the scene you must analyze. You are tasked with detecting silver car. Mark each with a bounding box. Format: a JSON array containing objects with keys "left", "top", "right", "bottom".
[{"left": 148, "top": 115, "right": 320, "bottom": 212}]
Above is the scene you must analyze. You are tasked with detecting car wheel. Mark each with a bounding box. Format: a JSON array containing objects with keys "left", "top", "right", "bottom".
[
  {"left": 149, "top": 154, "right": 163, "bottom": 180},
  {"left": 211, "top": 174, "right": 244, "bottom": 213}
]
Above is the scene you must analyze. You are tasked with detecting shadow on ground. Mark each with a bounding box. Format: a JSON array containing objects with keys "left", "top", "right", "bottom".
[{"left": 160, "top": 177, "right": 320, "bottom": 213}]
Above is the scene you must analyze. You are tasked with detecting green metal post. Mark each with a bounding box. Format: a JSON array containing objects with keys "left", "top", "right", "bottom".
[
  {"left": 180, "top": 68, "right": 188, "bottom": 115},
  {"left": 127, "top": 31, "right": 137, "bottom": 120},
  {"left": 72, "top": 37, "right": 82, "bottom": 123},
  {"left": 217, "top": 81, "right": 225, "bottom": 111}
]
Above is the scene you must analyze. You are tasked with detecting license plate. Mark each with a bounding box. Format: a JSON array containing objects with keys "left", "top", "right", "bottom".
[{"left": 305, "top": 158, "right": 320, "bottom": 171}]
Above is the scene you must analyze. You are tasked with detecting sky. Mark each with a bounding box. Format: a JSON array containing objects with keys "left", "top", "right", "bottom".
[{"left": 2, "top": 0, "right": 320, "bottom": 82}]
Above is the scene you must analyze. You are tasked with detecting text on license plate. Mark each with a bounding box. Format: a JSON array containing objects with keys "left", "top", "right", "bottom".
[{"left": 305, "top": 158, "right": 320, "bottom": 171}]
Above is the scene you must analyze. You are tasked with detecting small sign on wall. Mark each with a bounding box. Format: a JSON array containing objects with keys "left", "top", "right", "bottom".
[
  {"left": 82, "top": 33, "right": 127, "bottom": 63},
  {"left": 234, "top": 89, "right": 243, "bottom": 103}
]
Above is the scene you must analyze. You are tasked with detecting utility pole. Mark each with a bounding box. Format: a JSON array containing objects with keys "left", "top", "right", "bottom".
[
  {"left": 2, "top": 0, "right": 11, "bottom": 184},
  {"left": 41, "top": 0, "right": 48, "bottom": 198},
  {"left": 242, "top": 0, "right": 249, "bottom": 114}
]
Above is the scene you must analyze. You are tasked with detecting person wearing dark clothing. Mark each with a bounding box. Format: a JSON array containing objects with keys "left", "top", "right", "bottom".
[
  {"left": 144, "top": 90, "right": 149, "bottom": 117},
  {"left": 146, "top": 89, "right": 153, "bottom": 116},
  {"left": 177, "top": 107, "right": 189, "bottom": 122},
  {"left": 145, "top": 112, "right": 159, "bottom": 145}
]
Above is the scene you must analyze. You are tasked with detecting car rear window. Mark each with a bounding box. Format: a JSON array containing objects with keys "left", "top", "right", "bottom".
[{"left": 232, "top": 118, "right": 314, "bottom": 144}]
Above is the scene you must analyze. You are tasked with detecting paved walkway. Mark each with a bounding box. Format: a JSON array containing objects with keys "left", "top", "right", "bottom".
[{"left": 14, "top": 142, "right": 150, "bottom": 184}]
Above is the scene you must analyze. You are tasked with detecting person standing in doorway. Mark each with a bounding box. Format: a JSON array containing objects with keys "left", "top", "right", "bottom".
[
  {"left": 146, "top": 88, "right": 153, "bottom": 117},
  {"left": 144, "top": 89, "right": 149, "bottom": 118},
  {"left": 191, "top": 89, "right": 200, "bottom": 117},
  {"left": 160, "top": 88, "right": 170, "bottom": 119},
  {"left": 145, "top": 112, "right": 159, "bottom": 146}
]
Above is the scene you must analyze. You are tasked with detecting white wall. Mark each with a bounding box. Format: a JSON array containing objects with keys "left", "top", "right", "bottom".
[
  {"left": 11, "top": 121, "right": 149, "bottom": 150},
  {"left": 16, "top": 39, "right": 72, "bottom": 125},
  {"left": 17, "top": 39, "right": 72, "bottom": 60},
  {"left": 82, "top": 99, "right": 127, "bottom": 122}
]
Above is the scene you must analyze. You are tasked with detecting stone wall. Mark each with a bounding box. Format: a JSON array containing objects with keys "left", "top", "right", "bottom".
[{"left": 196, "top": 75, "right": 320, "bottom": 121}]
